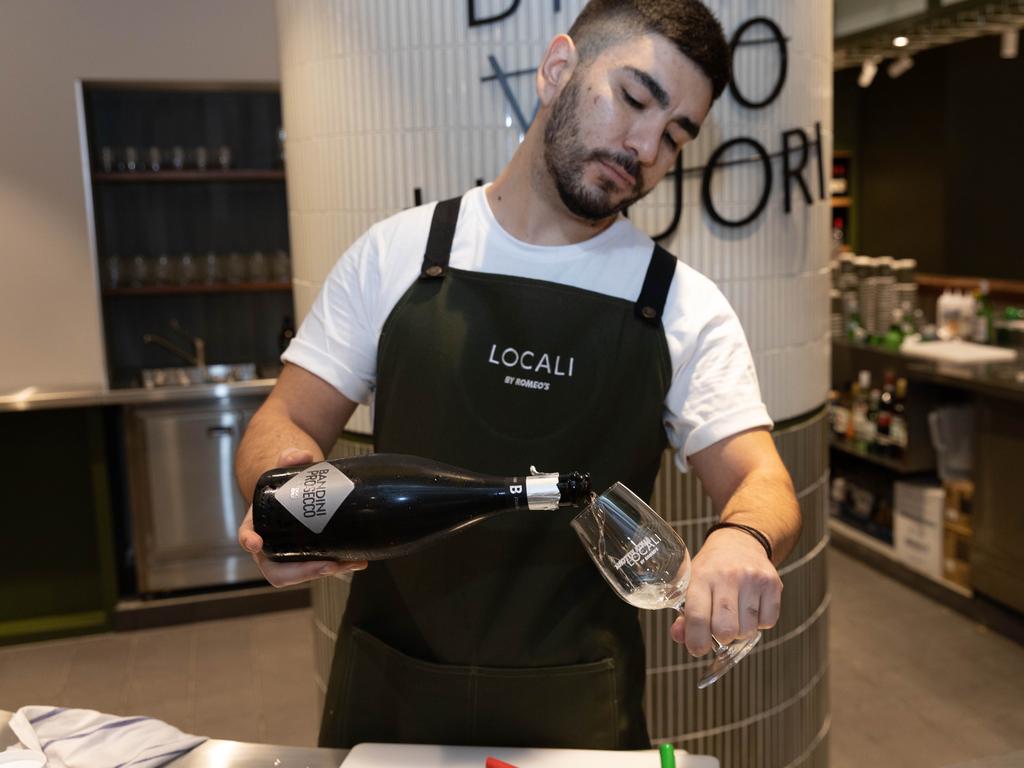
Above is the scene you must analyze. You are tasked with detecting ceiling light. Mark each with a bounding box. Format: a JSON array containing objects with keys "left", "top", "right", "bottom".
[
  {"left": 1001, "top": 28, "right": 1020, "bottom": 59},
  {"left": 858, "top": 57, "right": 880, "bottom": 87},
  {"left": 888, "top": 54, "right": 915, "bottom": 78},
  {"left": 893, "top": 35, "right": 909, "bottom": 48}
]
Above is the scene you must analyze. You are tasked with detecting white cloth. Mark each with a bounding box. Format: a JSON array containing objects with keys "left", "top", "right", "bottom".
[
  {"left": 283, "top": 185, "right": 772, "bottom": 471},
  {"left": 3, "top": 706, "right": 205, "bottom": 768}
]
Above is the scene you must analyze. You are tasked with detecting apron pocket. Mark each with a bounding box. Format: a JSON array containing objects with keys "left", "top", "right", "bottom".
[{"left": 339, "top": 627, "right": 621, "bottom": 749}]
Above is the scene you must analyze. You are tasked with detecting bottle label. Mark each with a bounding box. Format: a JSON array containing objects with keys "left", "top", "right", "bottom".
[{"left": 273, "top": 462, "right": 354, "bottom": 534}]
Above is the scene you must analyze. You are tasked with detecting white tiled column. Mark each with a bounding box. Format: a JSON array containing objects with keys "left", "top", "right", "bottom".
[{"left": 277, "top": 1, "right": 831, "bottom": 764}]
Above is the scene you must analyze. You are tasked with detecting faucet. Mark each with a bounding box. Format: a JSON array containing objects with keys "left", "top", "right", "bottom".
[{"left": 143, "top": 319, "right": 206, "bottom": 368}]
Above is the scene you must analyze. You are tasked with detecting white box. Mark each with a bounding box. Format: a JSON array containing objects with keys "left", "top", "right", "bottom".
[{"left": 893, "top": 481, "right": 945, "bottom": 580}]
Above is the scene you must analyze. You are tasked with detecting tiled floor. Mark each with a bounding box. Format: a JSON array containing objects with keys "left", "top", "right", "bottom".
[{"left": 2, "top": 548, "right": 1022, "bottom": 766}]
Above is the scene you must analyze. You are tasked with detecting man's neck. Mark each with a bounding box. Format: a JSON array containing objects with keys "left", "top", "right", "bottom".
[{"left": 485, "top": 134, "right": 618, "bottom": 246}]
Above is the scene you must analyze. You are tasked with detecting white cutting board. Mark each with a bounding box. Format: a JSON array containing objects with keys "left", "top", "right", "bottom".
[{"left": 341, "top": 742, "right": 719, "bottom": 767}]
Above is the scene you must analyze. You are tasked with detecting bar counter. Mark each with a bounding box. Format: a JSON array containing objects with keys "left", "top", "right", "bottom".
[{"left": 0, "top": 379, "right": 276, "bottom": 414}]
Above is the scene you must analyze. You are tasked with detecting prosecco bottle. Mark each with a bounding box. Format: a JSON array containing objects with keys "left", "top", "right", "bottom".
[{"left": 253, "top": 453, "right": 592, "bottom": 562}]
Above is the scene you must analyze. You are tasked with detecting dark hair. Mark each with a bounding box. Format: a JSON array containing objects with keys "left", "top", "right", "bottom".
[{"left": 567, "top": 0, "right": 731, "bottom": 101}]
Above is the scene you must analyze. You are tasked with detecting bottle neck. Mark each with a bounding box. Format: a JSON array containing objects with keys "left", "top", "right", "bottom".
[{"left": 521, "top": 470, "right": 591, "bottom": 510}]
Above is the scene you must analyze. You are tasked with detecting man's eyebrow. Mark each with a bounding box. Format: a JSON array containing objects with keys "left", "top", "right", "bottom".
[
  {"left": 673, "top": 116, "right": 700, "bottom": 140},
  {"left": 626, "top": 66, "right": 701, "bottom": 140},
  {"left": 627, "top": 66, "right": 669, "bottom": 107}
]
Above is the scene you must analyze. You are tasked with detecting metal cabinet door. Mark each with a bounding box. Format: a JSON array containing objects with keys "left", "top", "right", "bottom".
[{"left": 135, "top": 404, "right": 260, "bottom": 591}]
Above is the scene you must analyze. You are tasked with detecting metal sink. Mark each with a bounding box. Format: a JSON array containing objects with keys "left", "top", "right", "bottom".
[{"left": 140, "top": 363, "right": 258, "bottom": 388}]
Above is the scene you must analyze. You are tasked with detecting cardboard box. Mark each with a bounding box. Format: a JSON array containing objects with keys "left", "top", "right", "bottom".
[
  {"left": 894, "top": 481, "right": 945, "bottom": 580},
  {"left": 943, "top": 479, "right": 974, "bottom": 527}
]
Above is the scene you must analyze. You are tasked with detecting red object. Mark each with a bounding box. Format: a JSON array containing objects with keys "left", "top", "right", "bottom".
[{"left": 486, "top": 757, "right": 519, "bottom": 768}]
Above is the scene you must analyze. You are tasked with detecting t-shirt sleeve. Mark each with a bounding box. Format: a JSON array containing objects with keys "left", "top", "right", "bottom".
[
  {"left": 663, "top": 273, "right": 773, "bottom": 473},
  {"left": 280, "top": 230, "right": 381, "bottom": 405}
]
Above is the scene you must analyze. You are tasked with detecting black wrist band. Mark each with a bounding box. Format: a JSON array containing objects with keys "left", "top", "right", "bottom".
[{"left": 705, "top": 522, "right": 773, "bottom": 562}]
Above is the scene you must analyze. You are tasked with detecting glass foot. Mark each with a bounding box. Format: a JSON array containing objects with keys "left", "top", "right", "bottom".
[{"left": 698, "top": 630, "right": 762, "bottom": 689}]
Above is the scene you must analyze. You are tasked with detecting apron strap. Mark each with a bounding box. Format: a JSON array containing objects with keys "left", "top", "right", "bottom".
[
  {"left": 634, "top": 244, "right": 677, "bottom": 324},
  {"left": 420, "top": 196, "right": 463, "bottom": 279}
]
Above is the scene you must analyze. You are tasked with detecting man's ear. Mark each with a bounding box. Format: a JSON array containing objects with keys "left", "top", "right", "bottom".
[{"left": 536, "top": 34, "right": 579, "bottom": 106}]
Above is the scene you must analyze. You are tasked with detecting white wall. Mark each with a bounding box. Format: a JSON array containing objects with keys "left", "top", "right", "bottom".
[{"left": 0, "top": 0, "right": 279, "bottom": 393}]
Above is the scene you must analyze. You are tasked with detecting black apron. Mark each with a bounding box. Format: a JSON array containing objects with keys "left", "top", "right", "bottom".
[{"left": 319, "top": 196, "right": 676, "bottom": 750}]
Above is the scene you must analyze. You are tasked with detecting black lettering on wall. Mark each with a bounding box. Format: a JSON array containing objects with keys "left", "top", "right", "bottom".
[
  {"left": 781, "top": 128, "right": 812, "bottom": 213},
  {"left": 728, "top": 17, "right": 789, "bottom": 109},
  {"left": 468, "top": 0, "right": 521, "bottom": 27},
  {"left": 701, "top": 138, "right": 772, "bottom": 228}
]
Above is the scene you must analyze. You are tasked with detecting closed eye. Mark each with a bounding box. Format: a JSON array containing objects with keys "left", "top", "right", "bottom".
[{"left": 621, "top": 88, "right": 643, "bottom": 110}]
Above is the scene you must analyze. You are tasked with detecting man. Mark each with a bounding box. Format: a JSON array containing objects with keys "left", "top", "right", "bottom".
[{"left": 236, "top": 0, "right": 801, "bottom": 751}]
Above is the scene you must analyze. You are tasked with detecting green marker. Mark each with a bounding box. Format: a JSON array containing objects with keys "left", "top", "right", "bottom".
[{"left": 659, "top": 742, "right": 676, "bottom": 768}]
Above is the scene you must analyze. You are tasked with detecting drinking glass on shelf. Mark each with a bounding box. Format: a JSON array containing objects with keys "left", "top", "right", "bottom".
[
  {"left": 178, "top": 252, "right": 198, "bottom": 285},
  {"left": 99, "top": 146, "right": 115, "bottom": 173},
  {"left": 194, "top": 146, "right": 209, "bottom": 171},
  {"left": 217, "top": 145, "right": 232, "bottom": 170},
  {"left": 571, "top": 482, "right": 761, "bottom": 689},
  {"left": 103, "top": 253, "right": 122, "bottom": 289},
  {"left": 225, "top": 251, "right": 246, "bottom": 284},
  {"left": 248, "top": 250, "right": 269, "bottom": 283},
  {"left": 123, "top": 146, "right": 139, "bottom": 172},
  {"left": 154, "top": 253, "right": 174, "bottom": 285},
  {"left": 202, "top": 251, "right": 221, "bottom": 284},
  {"left": 147, "top": 146, "right": 161, "bottom": 172},
  {"left": 130, "top": 254, "right": 151, "bottom": 286},
  {"left": 271, "top": 249, "right": 291, "bottom": 282},
  {"left": 170, "top": 145, "right": 186, "bottom": 171}
]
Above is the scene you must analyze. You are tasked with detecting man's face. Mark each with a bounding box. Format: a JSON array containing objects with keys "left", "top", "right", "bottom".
[{"left": 543, "top": 33, "right": 714, "bottom": 221}]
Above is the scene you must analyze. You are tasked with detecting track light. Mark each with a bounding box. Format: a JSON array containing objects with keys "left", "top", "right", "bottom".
[
  {"left": 888, "top": 55, "right": 914, "bottom": 78},
  {"left": 858, "top": 57, "right": 880, "bottom": 87},
  {"left": 893, "top": 35, "right": 909, "bottom": 48},
  {"left": 1001, "top": 28, "right": 1020, "bottom": 59}
]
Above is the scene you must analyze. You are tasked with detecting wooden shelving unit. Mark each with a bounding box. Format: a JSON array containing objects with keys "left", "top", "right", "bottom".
[{"left": 103, "top": 281, "right": 291, "bottom": 297}]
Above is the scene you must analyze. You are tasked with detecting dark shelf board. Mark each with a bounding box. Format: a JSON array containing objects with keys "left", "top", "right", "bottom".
[
  {"left": 92, "top": 170, "right": 285, "bottom": 184},
  {"left": 829, "top": 436, "right": 933, "bottom": 474},
  {"left": 103, "top": 281, "right": 291, "bottom": 296}
]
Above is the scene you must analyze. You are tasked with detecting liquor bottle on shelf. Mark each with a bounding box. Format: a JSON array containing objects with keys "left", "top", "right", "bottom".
[
  {"left": 865, "top": 386, "right": 881, "bottom": 453},
  {"left": 253, "top": 453, "right": 592, "bottom": 562},
  {"left": 876, "top": 372, "right": 896, "bottom": 456},
  {"left": 973, "top": 280, "right": 993, "bottom": 344},
  {"left": 851, "top": 370, "right": 871, "bottom": 451},
  {"left": 889, "top": 377, "right": 909, "bottom": 459}
]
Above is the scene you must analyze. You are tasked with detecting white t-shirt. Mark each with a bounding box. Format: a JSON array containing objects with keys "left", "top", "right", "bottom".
[{"left": 283, "top": 185, "right": 772, "bottom": 472}]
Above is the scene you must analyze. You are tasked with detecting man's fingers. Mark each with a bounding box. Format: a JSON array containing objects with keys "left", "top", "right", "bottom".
[
  {"left": 758, "top": 585, "right": 782, "bottom": 629},
  {"left": 709, "top": 587, "right": 740, "bottom": 646},
  {"left": 260, "top": 559, "right": 368, "bottom": 588},
  {"left": 737, "top": 581, "right": 762, "bottom": 639},
  {"left": 682, "top": 581, "right": 713, "bottom": 656}
]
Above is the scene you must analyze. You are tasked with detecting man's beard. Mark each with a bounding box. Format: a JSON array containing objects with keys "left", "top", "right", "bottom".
[{"left": 543, "top": 76, "right": 646, "bottom": 221}]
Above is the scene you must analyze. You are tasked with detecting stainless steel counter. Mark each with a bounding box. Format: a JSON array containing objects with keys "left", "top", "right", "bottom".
[
  {"left": 0, "top": 710, "right": 349, "bottom": 766},
  {"left": 0, "top": 379, "right": 276, "bottom": 413}
]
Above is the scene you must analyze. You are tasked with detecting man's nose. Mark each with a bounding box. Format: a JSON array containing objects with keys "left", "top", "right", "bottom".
[{"left": 625, "top": 127, "right": 660, "bottom": 166}]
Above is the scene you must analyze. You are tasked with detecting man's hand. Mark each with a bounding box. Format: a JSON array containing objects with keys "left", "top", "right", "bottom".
[
  {"left": 237, "top": 447, "right": 368, "bottom": 587},
  {"left": 670, "top": 528, "right": 782, "bottom": 656}
]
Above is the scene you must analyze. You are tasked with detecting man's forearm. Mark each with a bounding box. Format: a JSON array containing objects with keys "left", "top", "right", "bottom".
[
  {"left": 716, "top": 467, "right": 802, "bottom": 565},
  {"left": 235, "top": 398, "right": 325, "bottom": 504}
]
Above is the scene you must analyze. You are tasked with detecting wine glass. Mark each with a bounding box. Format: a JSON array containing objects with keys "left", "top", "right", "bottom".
[{"left": 571, "top": 482, "right": 761, "bottom": 689}]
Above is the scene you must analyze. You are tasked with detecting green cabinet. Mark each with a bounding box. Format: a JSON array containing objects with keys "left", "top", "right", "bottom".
[{"left": 0, "top": 408, "right": 117, "bottom": 645}]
